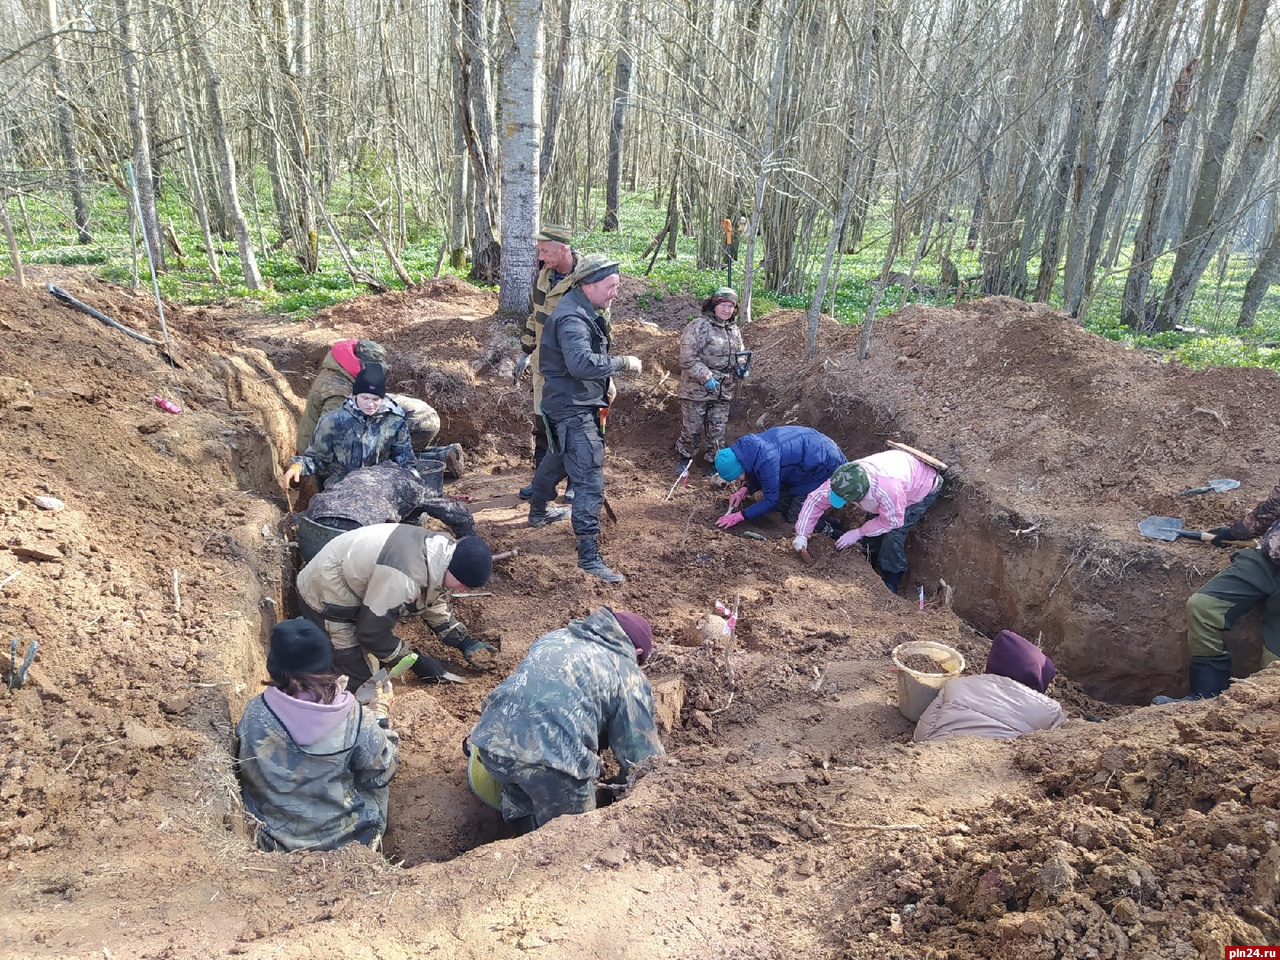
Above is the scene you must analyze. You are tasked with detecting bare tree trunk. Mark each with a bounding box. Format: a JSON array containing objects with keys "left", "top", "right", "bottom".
[
  {"left": 456, "top": 0, "right": 500, "bottom": 282},
  {"left": 1078, "top": 1, "right": 1174, "bottom": 308},
  {"left": 1121, "top": 60, "right": 1196, "bottom": 328},
  {"left": 1238, "top": 202, "right": 1280, "bottom": 328},
  {"left": 1157, "top": 93, "right": 1280, "bottom": 328},
  {"left": 115, "top": 0, "right": 165, "bottom": 273},
  {"left": 45, "top": 0, "right": 91, "bottom": 243},
  {"left": 603, "top": 0, "right": 633, "bottom": 232},
  {"left": 1061, "top": 0, "right": 1121, "bottom": 316},
  {"left": 1156, "top": 0, "right": 1273, "bottom": 329},
  {"left": 376, "top": 0, "right": 406, "bottom": 247},
  {"left": 182, "top": 0, "right": 262, "bottom": 289},
  {"left": 538, "top": 0, "right": 571, "bottom": 186},
  {"left": 0, "top": 193, "right": 25, "bottom": 286},
  {"left": 496, "top": 0, "right": 543, "bottom": 317}
]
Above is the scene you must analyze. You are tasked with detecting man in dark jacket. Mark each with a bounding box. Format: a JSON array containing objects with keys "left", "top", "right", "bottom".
[
  {"left": 713, "top": 426, "right": 846, "bottom": 531},
  {"left": 525, "top": 254, "right": 642, "bottom": 583},
  {"left": 465, "top": 607, "right": 664, "bottom": 831},
  {"left": 517, "top": 225, "right": 580, "bottom": 503},
  {"left": 305, "top": 462, "right": 474, "bottom": 538},
  {"left": 1154, "top": 481, "right": 1280, "bottom": 702}
]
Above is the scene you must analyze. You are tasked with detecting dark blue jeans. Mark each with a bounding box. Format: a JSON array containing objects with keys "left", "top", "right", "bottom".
[
  {"left": 866, "top": 484, "right": 941, "bottom": 575},
  {"left": 529, "top": 409, "right": 606, "bottom": 537}
]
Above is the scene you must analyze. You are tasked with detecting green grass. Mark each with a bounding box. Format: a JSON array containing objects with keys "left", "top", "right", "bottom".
[{"left": 4, "top": 172, "right": 1278, "bottom": 370}]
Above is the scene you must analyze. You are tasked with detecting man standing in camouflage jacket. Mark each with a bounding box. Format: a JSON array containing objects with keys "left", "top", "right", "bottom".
[
  {"left": 676, "top": 287, "right": 746, "bottom": 470},
  {"left": 1155, "top": 480, "right": 1280, "bottom": 702},
  {"left": 465, "top": 607, "right": 664, "bottom": 832},
  {"left": 525, "top": 254, "right": 642, "bottom": 583},
  {"left": 296, "top": 524, "right": 495, "bottom": 688},
  {"left": 517, "top": 225, "right": 580, "bottom": 503}
]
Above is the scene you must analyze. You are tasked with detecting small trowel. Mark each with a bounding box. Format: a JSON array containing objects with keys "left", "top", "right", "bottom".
[
  {"left": 1179, "top": 478, "right": 1240, "bottom": 496},
  {"left": 1138, "top": 516, "right": 1216, "bottom": 543},
  {"left": 356, "top": 652, "right": 423, "bottom": 704}
]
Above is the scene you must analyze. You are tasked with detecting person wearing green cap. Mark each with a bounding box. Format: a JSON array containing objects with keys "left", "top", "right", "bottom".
[
  {"left": 517, "top": 225, "right": 582, "bottom": 505},
  {"left": 525, "top": 254, "right": 642, "bottom": 583},
  {"left": 792, "top": 449, "right": 942, "bottom": 594},
  {"left": 676, "top": 287, "right": 748, "bottom": 472}
]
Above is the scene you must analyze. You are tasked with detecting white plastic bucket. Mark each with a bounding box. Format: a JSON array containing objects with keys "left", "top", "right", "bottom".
[{"left": 892, "top": 641, "right": 965, "bottom": 722}]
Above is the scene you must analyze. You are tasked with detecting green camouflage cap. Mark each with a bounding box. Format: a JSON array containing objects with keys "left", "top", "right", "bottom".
[
  {"left": 828, "top": 463, "right": 869, "bottom": 508},
  {"left": 355, "top": 339, "right": 387, "bottom": 364},
  {"left": 574, "top": 253, "right": 621, "bottom": 286},
  {"left": 535, "top": 224, "right": 573, "bottom": 244},
  {"left": 710, "top": 286, "right": 739, "bottom": 302}
]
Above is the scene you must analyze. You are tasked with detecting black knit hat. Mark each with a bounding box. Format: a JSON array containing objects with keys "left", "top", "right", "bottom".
[
  {"left": 448, "top": 535, "right": 493, "bottom": 589},
  {"left": 266, "top": 618, "right": 334, "bottom": 683},
  {"left": 351, "top": 363, "right": 387, "bottom": 398}
]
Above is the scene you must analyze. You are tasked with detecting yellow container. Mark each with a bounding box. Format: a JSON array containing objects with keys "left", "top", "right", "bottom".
[{"left": 892, "top": 641, "right": 966, "bottom": 722}]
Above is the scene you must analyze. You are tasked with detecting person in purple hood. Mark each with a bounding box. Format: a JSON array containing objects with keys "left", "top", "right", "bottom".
[
  {"left": 235, "top": 618, "right": 399, "bottom": 851},
  {"left": 913, "top": 630, "right": 1064, "bottom": 742}
]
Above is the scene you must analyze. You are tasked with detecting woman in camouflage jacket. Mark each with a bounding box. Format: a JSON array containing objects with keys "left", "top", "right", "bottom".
[{"left": 676, "top": 287, "right": 747, "bottom": 469}]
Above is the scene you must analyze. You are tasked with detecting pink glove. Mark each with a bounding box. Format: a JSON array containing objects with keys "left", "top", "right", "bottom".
[
  {"left": 727, "top": 487, "right": 747, "bottom": 511},
  {"left": 836, "top": 530, "right": 861, "bottom": 550},
  {"left": 715, "top": 511, "right": 745, "bottom": 530}
]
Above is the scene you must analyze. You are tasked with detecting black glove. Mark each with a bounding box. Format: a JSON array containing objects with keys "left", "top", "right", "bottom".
[
  {"left": 409, "top": 653, "right": 450, "bottom": 681},
  {"left": 1206, "top": 526, "right": 1237, "bottom": 547}
]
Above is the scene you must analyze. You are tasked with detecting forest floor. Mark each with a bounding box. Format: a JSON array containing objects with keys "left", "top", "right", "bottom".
[{"left": 2, "top": 266, "right": 1279, "bottom": 959}]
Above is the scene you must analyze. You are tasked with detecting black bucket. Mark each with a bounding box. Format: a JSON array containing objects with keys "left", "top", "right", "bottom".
[
  {"left": 415, "top": 456, "right": 446, "bottom": 496},
  {"left": 297, "top": 515, "right": 348, "bottom": 564}
]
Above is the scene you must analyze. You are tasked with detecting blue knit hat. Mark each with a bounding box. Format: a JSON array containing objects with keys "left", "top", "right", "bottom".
[{"left": 715, "top": 448, "right": 744, "bottom": 482}]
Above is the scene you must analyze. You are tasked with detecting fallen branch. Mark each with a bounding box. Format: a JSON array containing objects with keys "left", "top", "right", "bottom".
[
  {"left": 46, "top": 284, "right": 183, "bottom": 368},
  {"left": 825, "top": 821, "right": 923, "bottom": 832}
]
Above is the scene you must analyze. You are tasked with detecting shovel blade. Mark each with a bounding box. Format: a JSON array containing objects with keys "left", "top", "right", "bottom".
[
  {"left": 1139, "top": 516, "right": 1183, "bottom": 541},
  {"left": 1207, "top": 478, "right": 1240, "bottom": 493}
]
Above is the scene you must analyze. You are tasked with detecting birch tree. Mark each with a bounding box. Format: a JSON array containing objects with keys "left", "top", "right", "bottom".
[{"left": 497, "top": 0, "right": 544, "bottom": 315}]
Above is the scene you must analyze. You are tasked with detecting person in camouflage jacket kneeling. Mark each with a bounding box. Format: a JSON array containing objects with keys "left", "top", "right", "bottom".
[{"left": 464, "top": 607, "right": 664, "bottom": 832}]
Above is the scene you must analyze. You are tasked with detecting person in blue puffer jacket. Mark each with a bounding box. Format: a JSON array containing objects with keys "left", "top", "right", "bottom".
[{"left": 713, "top": 426, "right": 846, "bottom": 530}]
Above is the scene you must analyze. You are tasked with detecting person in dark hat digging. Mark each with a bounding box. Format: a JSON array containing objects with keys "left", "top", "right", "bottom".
[
  {"left": 464, "top": 607, "right": 664, "bottom": 832},
  {"left": 525, "top": 254, "right": 643, "bottom": 583},
  {"left": 517, "top": 225, "right": 582, "bottom": 504},
  {"left": 295, "top": 524, "right": 496, "bottom": 687},
  {"left": 235, "top": 618, "right": 399, "bottom": 852}
]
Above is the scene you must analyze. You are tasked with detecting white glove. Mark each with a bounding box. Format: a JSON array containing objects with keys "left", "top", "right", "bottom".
[
  {"left": 607, "top": 380, "right": 618, "bottom": 404},
  {"left": 792, "top": 535, "right": 809, "bottom": 552},
  {"left": 620, "top": 356, "right": 642, "bottom": 374}
]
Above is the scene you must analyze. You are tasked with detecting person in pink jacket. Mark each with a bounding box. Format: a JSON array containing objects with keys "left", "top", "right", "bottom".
[{"left": 792, "top": 449, "right": 941, "bottom": 593}]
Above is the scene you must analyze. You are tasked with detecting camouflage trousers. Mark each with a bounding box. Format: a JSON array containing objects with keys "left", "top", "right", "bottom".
[
  {"left": 676, "top": 399, "right": 731, "bottom": 464},
  {"left": 472, "top": 746, "right": 596, "bottom": 828},
  {"left": 388, "top": 393, "right": 440, "bottom": 451},
  {"left": 1186, "top": 548, "right": 1280, "bottom": 667}
]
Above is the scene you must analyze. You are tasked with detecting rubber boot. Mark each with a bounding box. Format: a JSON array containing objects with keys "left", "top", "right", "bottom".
[
  {"left": 527, "top": 500, "right": 570, "bottom": 527},
  {"left": 520, "top": 450, "right": 547, "bottom": 500},
  {"left": 880, "top": 569, "right": 903, "bottom": 595},
  {"left": 577, "top": 536, "right": 625, "bottom": 583},
  {"left": 1153, "top": 654, "right": 1233, "bottom": 704},
  {"left": 421, "top": 444, "right": 465, "bottom": 478}
]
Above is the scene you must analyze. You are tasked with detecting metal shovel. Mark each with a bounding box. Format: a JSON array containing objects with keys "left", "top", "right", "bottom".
[
  {"left": 1179, "top": 478, "right": 1240, "bottom": 496},
  {"left": 1138, "top": 516, "right": 1215, "bottom": 542}
]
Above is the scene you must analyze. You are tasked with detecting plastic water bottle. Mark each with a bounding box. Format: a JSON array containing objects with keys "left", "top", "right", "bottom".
[{"left": 153, "top": 396, "right": 182, "bottom": 415}]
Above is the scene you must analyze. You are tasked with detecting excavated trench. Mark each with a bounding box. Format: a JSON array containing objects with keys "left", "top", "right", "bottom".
[{"left": 211, "top": 335, "right": 1264, "bottom": 865}]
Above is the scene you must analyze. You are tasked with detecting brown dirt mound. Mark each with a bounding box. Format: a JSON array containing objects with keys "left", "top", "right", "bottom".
[{"left": 2, "top": 268, "right": 1277, "bottom": 958}]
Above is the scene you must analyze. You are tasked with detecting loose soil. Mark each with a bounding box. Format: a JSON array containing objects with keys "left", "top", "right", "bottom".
[{"left": 2, "top": 267, "right": 1278, "bottom": 958}]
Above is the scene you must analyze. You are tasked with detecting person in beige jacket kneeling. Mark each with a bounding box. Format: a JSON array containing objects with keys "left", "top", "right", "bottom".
[{"left": 914, "top": 630, "right": 1064, "bottom": 742}]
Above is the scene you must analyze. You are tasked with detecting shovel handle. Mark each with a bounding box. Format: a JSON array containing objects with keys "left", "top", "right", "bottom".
[{"left": 1174, "top": 529, "right": 1213, "bottom": 542}]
